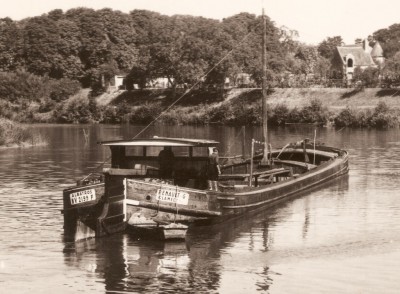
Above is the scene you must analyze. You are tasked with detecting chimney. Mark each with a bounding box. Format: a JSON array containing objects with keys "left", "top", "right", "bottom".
[{"left": 363, "top": 39, "right": 370, "bottom": 53}]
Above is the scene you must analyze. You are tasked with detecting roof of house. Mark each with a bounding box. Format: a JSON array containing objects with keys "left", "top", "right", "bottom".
[{"left": 336, "top": 46, "right": 376, "bottom": 66}]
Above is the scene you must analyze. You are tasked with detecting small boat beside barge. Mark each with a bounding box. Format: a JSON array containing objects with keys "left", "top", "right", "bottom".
[{"left": 62, "top": 136, "right": 349, "bottom": 241}]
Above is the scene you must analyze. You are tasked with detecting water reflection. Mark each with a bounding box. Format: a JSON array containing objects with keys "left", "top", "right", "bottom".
[
  {"left": 62, "top": 175, "right": 349, "bottom": 292},
  {"left": 3, "top": 124, "right": 400, "bottom": 293}
]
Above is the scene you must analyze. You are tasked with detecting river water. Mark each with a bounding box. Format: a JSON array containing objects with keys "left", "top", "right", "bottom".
[{"left": 0, "top": 124, "right": 399, "bottom": 293}]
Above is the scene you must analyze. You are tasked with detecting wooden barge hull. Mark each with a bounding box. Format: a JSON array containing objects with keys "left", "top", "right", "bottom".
[
  {"left": 62, "top": 182, "right": 106, "bottom": 241},
  {"left": 62, "top": 144, "right": 349, "bottom": 241},
  {"left": 124, "top": 150, "right": 349, "bottom": 225}
]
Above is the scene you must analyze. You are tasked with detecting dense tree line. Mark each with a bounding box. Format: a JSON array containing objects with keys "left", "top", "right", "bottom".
[
  {"left": 372, "top": 25, "right": 400, "bottom": 86},
  {"left": 2, "top": 7, "right": 400, "bottom": 91},
  {"left": 2, "top": 7, "right": 400, "bottom": 127},
  {"left": 0, "top": 8, "right": 347, "bottom": 94}
]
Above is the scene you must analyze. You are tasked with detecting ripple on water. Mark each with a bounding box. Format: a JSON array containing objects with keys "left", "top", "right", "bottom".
[{"left": 2, "top": 125, "right": 400, "bottom": 293}]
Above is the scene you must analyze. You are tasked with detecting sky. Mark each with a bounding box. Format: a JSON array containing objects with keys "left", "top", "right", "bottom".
[{"left": 0, "top": 0, "right": 399, "bottom": 45}]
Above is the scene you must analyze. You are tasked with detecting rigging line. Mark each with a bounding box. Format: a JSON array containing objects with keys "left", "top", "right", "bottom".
[
  {"left": 391, "top": 90, "right": 400, "bottom": 97},
  {"left": 86, "top": 31, "right": 254, "bottom": 173},
  {"left": 133, "top": 31, "right": 253, "bottom": 139}
]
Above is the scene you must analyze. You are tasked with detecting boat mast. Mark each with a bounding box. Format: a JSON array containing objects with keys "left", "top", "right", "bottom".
[{"left": 261, "top": 8, "right": 270, "bottom": 165}]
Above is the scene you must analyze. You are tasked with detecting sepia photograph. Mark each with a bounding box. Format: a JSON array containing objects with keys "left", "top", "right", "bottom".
[{"left": 0, "top": 0, "right": 399, "bottom": 293}]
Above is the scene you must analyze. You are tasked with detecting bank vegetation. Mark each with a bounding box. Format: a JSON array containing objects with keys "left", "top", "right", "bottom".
[
  {"left": 0, "top": 118, "right": 46, "bottom": 147},
  {"left": 2, "top": 8, "right": 400, "bottom": 129}
]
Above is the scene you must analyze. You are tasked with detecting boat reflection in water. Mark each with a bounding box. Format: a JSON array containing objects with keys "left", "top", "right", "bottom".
[{"left": 63, "top": 175, "right": 348, "bottom": 292}]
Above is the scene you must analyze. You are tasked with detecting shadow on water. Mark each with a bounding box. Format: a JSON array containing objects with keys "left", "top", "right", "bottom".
[{"left": 62, "top": 175, "right": 349, "bottom": 293}]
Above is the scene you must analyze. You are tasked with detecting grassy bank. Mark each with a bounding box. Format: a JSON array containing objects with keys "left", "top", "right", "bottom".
[
  {"left": 0, "top": 118, "right": 46, "bottom": 147},
  {"left": 266, "top": 88, "right": 400, "bottom": 111},
  {"left": 99, "top": 87, "right": 400, "bottom": 111},
  {"left": 2, "top": 86, "right": 400, "bottom": 128},
  {"left": 91, "top": 87, "right": 400, "bottom": 128}
]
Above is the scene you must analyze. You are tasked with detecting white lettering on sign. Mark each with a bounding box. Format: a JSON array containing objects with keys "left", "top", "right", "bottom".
[
  {"left": 70, "top": 189, "right": 96, "bottom": 205},
  {"left": 156, "top": 188, "right": 189, "bottom": 205}
]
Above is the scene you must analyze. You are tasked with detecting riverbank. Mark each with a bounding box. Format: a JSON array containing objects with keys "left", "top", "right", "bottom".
[
  {"left": 2, "top": 87, "right": 400, "bottom": 127},
  {"left": 93, "top": 87, "right": 400, "bottom": 127},
  {"left": 0, "top": 118, "right": 46, "bottom": 148},
  {"left": 266, "top": 88, "right": 400, "bottom": 110},
  {"left": 98, "top": 87, "right": 400, "bottom": 110}
]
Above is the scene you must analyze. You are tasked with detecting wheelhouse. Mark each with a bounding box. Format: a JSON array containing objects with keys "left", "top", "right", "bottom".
[{"left": 100, "top": 137, "right": 219, "bottom": 189}]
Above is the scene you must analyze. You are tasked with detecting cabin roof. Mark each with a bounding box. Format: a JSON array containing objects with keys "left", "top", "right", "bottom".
[{"left": 99, "top": 136, "right": 219, "bottom": 147}]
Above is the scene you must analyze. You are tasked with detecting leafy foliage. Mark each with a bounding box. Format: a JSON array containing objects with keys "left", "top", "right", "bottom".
[
  {"left": 0, "top": 118, "right": 35, "bottom": 145},
  {"left": 333, "top": 107, "right": 361, "bottom": 127},
  {"left": 53, "top": 93, "right": 94, "bottom": 123},
  {"left": 333, "top": 102, "right": 399, "bottom": 128},
  {"left": 373, "top": 24, "right": 400, "bottom": 59},
  {"left": 369, "top": 101, "right": 398, "bottom": 128},
  {"left": 381, "top": 52, "right": 400, "bottom": 87},
  {"left": 269, "top": 104, "right": 290, "bottom": 125},
  {"left": 0, "top": 8, "right": 297, "bottom": 92},
  {"left": 129, "top": 103, "right": 162, "bottom": 124},
  {"left": 353, "top": 66, "right": 380, "bottom": 88},
  {"left": 298, "top": 98, "right": 330, "bottom": 124},
  {"left": 318, "top": 36, "right": 343, "bottom": 60}
]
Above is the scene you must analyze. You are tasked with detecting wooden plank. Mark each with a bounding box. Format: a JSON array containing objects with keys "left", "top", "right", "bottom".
[
  {"left": 274, "top": 159, "right": 317, "bottom": 169},
  {"left": 219, "top": 168, "right": 287, "bottom": 180},
  {"left": 125, "top": 200, "right": 221, "bottom": 217},
  {"left": 103, "top": 167, "right": 147, "bottom": 176},
  {"left": 218, "top": 174, "right": 248, "bottom": 180}
]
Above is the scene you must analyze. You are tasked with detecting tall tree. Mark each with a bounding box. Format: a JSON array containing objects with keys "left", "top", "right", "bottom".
[
  {"left": 373, "top": 23, "right": 400, "bottom": 59},
  {"left": 129, "top": 10, "right": 166, "bottom": 88},
  {"left": 318, "top": 36, "right": 343, "bottom": 60},
  {"left": 381, "top": 52, "right": 400, "bottom": 86},
  {"left": 222, "top": 13, "right": 289, "bottom": 86},
  {"left": 0, "top": 18, "right": 23, "bottom": 71},
  {"left": 22, "top": 16, "right": 62, "bottom": 77}
]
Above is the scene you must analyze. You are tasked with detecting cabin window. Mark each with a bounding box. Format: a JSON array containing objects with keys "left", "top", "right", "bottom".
[
  {"left": 145, "top": 146, "right": 190, "bottom": 157},
  {"left": 171, "top": 146, "right": 189, "bottom": 157},
  {"left": 126, "top": 146, "right": 143, "bottom": 156},
  {"left": 147, "top": 146, "right": 164, "bottom": 157},
  {"left": 192, "top": 147, "right": 209, "bottom": 157}
]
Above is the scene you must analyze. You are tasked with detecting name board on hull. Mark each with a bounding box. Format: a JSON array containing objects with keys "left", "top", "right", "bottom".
[{"left": 156, "top": 188, "right": 189, "bottom": 205}]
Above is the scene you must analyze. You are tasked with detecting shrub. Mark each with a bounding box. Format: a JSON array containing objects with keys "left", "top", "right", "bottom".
[
  {"left": 160, "top": 107, "right": 200, "bottom": 125},
  {"left": 299, "top": 98, "right": 330, "bottom": 124},
  {"left": 356, "top": 109, "right": 371, "bottom": 128},
  {"left": 0, "top": 118, "right": 34, "bottom": 146},
  {"left": 98, "top": 105, "right": 118, "bottom": 124},
  {"left": 53, "top": 93, "right": 94, "bottom": 123},
  {"left": 286, "top": 107, "right": 302, "bottom": 123},
  {"left": 49, "top": 78, "right": 81, "bottom": 102},
  {"left": 353, "top": 66, "right": 380, "bottom": 88},
  {"left": 0, "top": 70, "right": 50, "bottom": 102},
  {"left": 369, "top": 101, "right": 398, "bottom": 128},
  {"left": 207, "top": 104, "right": 231, "bottom": 123},
  {"left": 38, "top": 98, "right": 56, "bottom": 113},
  {"left": 130, "top": 103, "right": 163, "bottom": 124},
  {"left": 0, "top": 100, "right": 14, "bottom": 119},
  {"left": 333, "top": 107, "right": 359, "bottom": 127},
  {"left": 269, "top": 104, "right": 290, "bottom": 125},
  {"left": 229, "top": 104, "right": 261, "bottom": 125}
]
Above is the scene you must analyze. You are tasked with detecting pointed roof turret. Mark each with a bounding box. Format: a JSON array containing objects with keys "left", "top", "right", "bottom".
[{"left": 371, "top": 42, "right": 384, "bottom": 57}]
